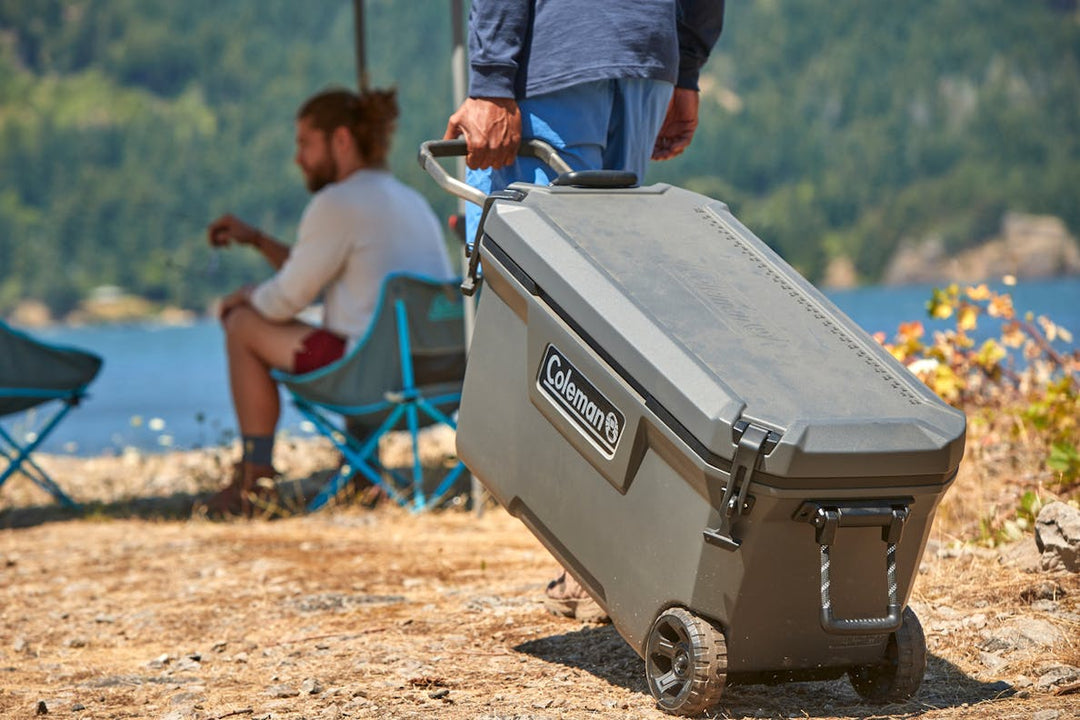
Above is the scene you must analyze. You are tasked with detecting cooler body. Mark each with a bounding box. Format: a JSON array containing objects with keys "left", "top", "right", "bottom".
[{"left": 456, "top": 182, "right": 965, "bottom": 674}]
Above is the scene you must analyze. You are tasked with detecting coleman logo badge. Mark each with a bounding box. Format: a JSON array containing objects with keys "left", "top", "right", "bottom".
[{"left": 538, "top": 344, "right": 624, "bottom": 456}]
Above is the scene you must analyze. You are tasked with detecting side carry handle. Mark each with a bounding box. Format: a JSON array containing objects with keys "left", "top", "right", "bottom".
[
  {"left": 794, "top": 500, "right": 912, "bottom": 635},
  {"left": 418, "top": 138, "right": 574, "bottom": 207}
]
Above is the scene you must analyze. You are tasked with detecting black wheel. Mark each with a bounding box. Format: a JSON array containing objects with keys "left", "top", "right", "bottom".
[
  {"left": 848, "top": 606, "right": 926, "bottom": 703},
  {"left": 644, "top": 607, "right": 728, "bottom": 716}
]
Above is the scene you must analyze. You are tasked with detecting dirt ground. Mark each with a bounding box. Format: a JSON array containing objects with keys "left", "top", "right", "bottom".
[{"left": 1, "top": 438, "right": 1078, "bottom": 720}]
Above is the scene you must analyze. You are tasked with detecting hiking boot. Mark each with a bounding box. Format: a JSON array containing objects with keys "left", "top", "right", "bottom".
[
  {"left": 544, "top": 571, "right": 610, "bottom": 623},
  {"left": 196, "top": 462, "right": 279, "bottom": 519}
]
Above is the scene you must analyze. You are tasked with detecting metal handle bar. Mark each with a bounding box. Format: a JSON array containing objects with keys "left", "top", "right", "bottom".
[{"left": 418, "top": 138, "right": 573, "bottom": 206}]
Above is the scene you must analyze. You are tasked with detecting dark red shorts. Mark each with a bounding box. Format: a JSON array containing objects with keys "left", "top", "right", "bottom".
[{"left": 294, "top": 329, "right": 346, "bottom": 374}]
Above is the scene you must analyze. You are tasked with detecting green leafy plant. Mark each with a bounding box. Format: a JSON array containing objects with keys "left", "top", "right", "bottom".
[{"left": 876, "top": 282, "right": 1080, "bottom": 539}]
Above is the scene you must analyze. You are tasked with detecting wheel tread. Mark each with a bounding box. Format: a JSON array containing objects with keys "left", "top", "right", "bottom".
[
  {"left": 848, "top": 606, "right": 927, "bottom": 703},
  {"left": 645, "top": 606, "right": 728, "bottom": 716}
]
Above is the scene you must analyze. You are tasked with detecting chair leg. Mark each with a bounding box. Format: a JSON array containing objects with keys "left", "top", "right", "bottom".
[
  {"left": 406, "top": 403, "right": 426, "bottom": 513},
  {"left": 295, "top": 401, "right": 412, "bottom": 511},
  {"left": 417, "top": 460, "right": 469, "bottom": 513},
  {"left": 0, "top": 408, "right": 78, "bottom": 508},
  {"left": 290, "top": 392, "right": 467, "bottom": 514}
]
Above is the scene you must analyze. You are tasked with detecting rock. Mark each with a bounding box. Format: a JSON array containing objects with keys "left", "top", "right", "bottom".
[
  {"left": 300, "top": 677, "right": 323, "bottom": 695},
  {"left": 979, "top": 651, "right": 1008, "bottom": 671},
  {"left": 174, "top": 657, "right": 201, "bottom": 672},
  {"left": 980, "top": 617, "right": 1064, "bottom": 652},
  {"left": 268, "top": 685, "right": 299, "bottom": 698},
  {"left": 822, "top": 255, "right": 858, "bottom": 290},
  {"left": 1035, "top": 502, "right": 1080, "bottom": 573},
  {"left": 1035, "top": 665, "right": 1080, "bottom": 691},
  {"left": 1032, "top": 710, "right": 1061, "bottom": 720},
  {"left": 36, "top": 700, "right": 48, "bottom": 715},
  {"left": 8, "top": 300, "right": 53, "bottom": 328},
  {"left": 998, "top": 537, "right": 1042, "bottom": 573},
  {"left": 1020, "top": 581, "right": 1066, "bottom": 604},
  {"left": 884, "top": 212, "right": 1080, "bottom": 285},
  {"left": 148, "top": 654, "right": 172, "bottom": 669}
]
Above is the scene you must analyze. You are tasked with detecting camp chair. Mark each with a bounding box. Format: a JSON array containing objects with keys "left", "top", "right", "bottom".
[
  {"left": 0, "top": 320, "right": 103, "bottom": 507},
  {"left": 274, "top": 273, "right": 468, "bottom": 512}
]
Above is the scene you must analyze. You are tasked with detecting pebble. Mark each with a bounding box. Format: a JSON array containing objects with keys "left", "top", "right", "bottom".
[
  {"left": 979, "top": 651, "right": 1008, "bottom": 671},
  {"left": 1020, "top": 581, "right": 1067, "bottom": 604},
  {"left": 174, "top": 657, "right": 201, "bottom": 672},
  {"left": 268, "top": 685, "right": 299, "bottom": 698},
  {"left": 1035, "top": 665, "right": 1080, "bottom": 690},
  {"left": 149, "top": 653, "right": 172, "bottom": 669},
  {"left": 1032, "top": 710, "right": 1061, "bottom": 720}
]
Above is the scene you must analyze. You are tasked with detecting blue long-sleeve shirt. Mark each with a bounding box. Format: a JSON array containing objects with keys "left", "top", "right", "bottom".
[{"left": 467, "top": 0, "right": 725, "bottom": 99}]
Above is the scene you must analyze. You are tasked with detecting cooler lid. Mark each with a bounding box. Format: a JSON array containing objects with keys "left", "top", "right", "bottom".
[{"left": 481, "top": 182, "right": 966, "bottom": 479}]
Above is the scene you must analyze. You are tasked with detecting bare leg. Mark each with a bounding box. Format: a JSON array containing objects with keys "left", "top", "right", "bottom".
[
  {"left": 197, "top": 307, "right": 314, "bottom": 518},
  {"left": 221, "top": 305, "right": 313, "bottom": 436}
]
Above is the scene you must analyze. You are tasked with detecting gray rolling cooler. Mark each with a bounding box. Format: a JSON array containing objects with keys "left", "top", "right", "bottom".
[{"left": 420, "top": 140, "right": 966, "bottom": 716}]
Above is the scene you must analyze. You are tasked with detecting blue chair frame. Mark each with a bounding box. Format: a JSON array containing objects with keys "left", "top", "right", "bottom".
[
  {"left": 0, "top": 388, "right": 86, "bottom": 507},
  {"left": 274, "top": 274, "right": 468, "bottom": 512},
  {"left": 0, "top": 322, "right": 102, "bottom": 508}
]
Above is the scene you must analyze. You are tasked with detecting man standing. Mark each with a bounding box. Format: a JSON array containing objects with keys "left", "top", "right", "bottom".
[
  {"left": 445, "top": 0, "right": 725, "bottom": 241},
  {"left": 200, "top": 88, "right": 453, "bottom": 517},
  {"left": 444, "top": 0, "right": 725, "bottom": 620}
]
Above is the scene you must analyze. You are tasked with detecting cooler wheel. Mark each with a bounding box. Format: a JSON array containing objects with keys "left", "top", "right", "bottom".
[
  {"left": 644, "top": 607, "right": 728, "bottom": 716},
  {"left": 847, "top": 606, "right": 926, "bottom": 703}
]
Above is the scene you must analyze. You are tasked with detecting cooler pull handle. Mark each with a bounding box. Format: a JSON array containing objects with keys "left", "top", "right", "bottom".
[
  {"left": 550, "top": 170, "right": 638, "bottom": 189},
  {"left": 418, "top": 138, "right": 574, "bottom": 207},
  {"left": 797, "top": 502, "right": 911, "bottom": 635}
]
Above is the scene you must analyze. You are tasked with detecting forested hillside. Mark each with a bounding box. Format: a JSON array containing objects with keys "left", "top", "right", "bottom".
[{"left": 1, "top": 0, "right": 1078, "bottom": 319}]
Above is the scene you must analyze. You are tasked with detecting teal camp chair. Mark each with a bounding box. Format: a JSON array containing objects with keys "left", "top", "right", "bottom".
[
  {"left": 274, "top": 273, "right": 468, "bottom": 512},
  {"left": 0, "top": 320, "right": 102, "bottom": 507}
]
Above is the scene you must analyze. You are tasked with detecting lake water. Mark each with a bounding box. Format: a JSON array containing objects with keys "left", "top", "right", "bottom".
[{"left": 9, "top": 275, "right": 1080, "bottom": 457}]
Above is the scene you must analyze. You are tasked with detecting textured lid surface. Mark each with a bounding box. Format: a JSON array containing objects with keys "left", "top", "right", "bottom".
[{"left": 482, "top": 183, "right": 966, "bottom": 478}]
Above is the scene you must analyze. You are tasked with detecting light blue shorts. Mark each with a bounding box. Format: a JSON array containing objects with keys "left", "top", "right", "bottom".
[{"left": 465, "top": 78, "right": 674, "bottom": 245}]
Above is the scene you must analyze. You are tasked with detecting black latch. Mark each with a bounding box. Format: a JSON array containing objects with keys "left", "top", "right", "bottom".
[
  {"left": 703, "top": 422, "right": 778, "bottom": 551},
  {"left": 461, "top": 188, "right": 527, "bottom": 297}
]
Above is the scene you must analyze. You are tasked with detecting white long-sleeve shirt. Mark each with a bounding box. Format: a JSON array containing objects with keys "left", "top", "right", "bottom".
[{"left": 250, "top": 170, "right": 454, "bottom": 342}]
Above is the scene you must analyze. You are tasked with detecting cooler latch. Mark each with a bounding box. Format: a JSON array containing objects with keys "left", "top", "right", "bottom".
[
  {"left": 462, "top": 188, "right": 527, "bottom": 297},
  {"left": 703, "top": 422, "right": 775, "bottom": 551}
]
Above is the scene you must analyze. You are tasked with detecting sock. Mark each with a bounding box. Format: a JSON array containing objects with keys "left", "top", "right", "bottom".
[{"left": 242, "top": 434, "right": 274, "bottom": 466}]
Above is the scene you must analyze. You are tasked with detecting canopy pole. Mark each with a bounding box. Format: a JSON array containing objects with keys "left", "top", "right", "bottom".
[
  {"left": 354, "top": 0, "right": 368, "bottom": 91},
  {"left": 450, "top": 0, "right": 484, "bottom": 515}
]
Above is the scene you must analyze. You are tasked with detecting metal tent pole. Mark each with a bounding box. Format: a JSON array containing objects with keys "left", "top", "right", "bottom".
[
  {"left": 354, "top": 0, "right": 369, "bottom": 91},
  {"left": 450, "top": 0, "right": 484, "bottom": 516}
]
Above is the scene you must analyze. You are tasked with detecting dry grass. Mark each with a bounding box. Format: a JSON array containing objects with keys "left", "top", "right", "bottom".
[{"left": 1, "top": 422, "right": 1078, "bottom": 719}]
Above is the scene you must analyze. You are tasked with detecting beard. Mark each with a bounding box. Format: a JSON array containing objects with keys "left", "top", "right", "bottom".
[{"left": 303, "top": 155, "right": 338, "bottom": 193}]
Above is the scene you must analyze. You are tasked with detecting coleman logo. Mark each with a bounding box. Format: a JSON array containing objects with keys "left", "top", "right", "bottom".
[{"left": 538, "top": 344, "right": 624, "bottom": 456}]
